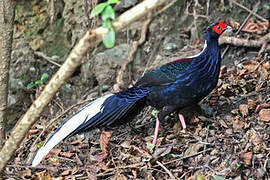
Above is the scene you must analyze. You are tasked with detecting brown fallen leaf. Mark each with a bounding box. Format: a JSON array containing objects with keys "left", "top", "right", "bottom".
[
  {"left": 22, "top": 169, "right": 31, "bottom": 178},
  {"left": 75, "top": 153, "right": 83, "bottom": 166},
  {"left": 247, "top": 99, "right": 256, "bottom": 111},
  {"left": 35, "top": 170, "right": 52, "bottom": 179},
  {"left": 233, "top": 119, "right": 244, "bottom": 131},
  {"left": 219, "top": 65, "right": 227, "bottom": 78},
  {"left": 255, "top": 103, "right": 270, "bottom": 113},
  {"left": 192, "top": 38, "right": 200, "bottom": 46},
  {"left": 100, "top": 131, "right": 113, "bottom": 159},
  {"left": 242, "top": 152, "right": 253, "bottom": 165},
  {"left": 250, "top": 129, "right": 263, "bottom": 146},
  {"left": 259, "top": 109, "right": 270, "bottom": 122},
  {"left": 70, "top": 138, "right": 84, "bottom": 145},
  {"left": 242, "top": 19, "right": 269, "bottom": 34},
  {"left": 263, "top": 61, "right": 270, "bottom": 70},
  {"left": 50, "top": 148, "right": 61, "bottom": 155},
  {"left": 26, "top": 129, "right": 40, "bottom": 139},
  {"left": 60, "top": 152, "right": 74, "bottom": 158},
  {"left": 228, "top": 20, "right": 240, "bottom": 30},
  {"left": 61, "top": 169, "right": 70, "bottom": 176},
  {"left": 239, "top": 104, "right": 249, "bottom": 117},
  {"left": 242, "top": 60, "right": 259, "bottom": 72},
  {"left": 195, "top": 124, "right": 202, "bottom": 136}
]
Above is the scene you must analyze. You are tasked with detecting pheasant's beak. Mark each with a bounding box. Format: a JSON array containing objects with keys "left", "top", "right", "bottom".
[{"left": 224, "top": 25, "right": 232, "bottom": 32}]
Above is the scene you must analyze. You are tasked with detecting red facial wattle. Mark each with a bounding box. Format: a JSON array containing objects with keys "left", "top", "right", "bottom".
[{"left": 212, "top": 20, "right": 227, "bottom": 34}]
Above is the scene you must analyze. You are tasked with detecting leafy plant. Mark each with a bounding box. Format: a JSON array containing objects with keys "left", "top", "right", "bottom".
[
  {"left": 212, "top": 175, "right": 226, "bottom": 180},
  {"left": 27, "top": 73, "right": 48, "bottom": 89},
  {"left": 264, "top": 3, "right": 270, "bottom": 10},
  {"left": 90, "top": 0, "right": 119, "bottom": 48},
  {"left": 151, "top": 109, "right": 158, "bottom": 116},
  {"left": 146, "top": 142, "right": 155, "bottom": 151}
]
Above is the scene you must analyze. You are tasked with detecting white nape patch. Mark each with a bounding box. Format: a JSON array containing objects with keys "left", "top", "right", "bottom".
[
  {"left": 187, "top": 41, "right": 207, "bottom": 58},
  {"left": 32, "top": 93, "right": 113, "bottom": 167}
]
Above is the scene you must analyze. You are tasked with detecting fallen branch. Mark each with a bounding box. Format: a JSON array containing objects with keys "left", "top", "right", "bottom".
[
  {"left": 219, "top": 32, "right": 270, "bottom": 53},
  {"left": 221, "top": 12, "right": 252, "bottom": 58},
  {"left": 229, "top": 0, "right": 268, "bottom": 23},
  {"left": 34, "top": 51, "right": 61, "bottom": 67},
  {"left": 0, "top": 0, "right": 167, "bottom": 172},
  {"left": 156, "top": 161, "right": 176, "bottom": 180}
]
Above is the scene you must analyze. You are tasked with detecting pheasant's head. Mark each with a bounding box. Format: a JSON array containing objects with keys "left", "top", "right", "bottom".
[{"left": 207, "top": 21, "right": 231, "bottom": 40}]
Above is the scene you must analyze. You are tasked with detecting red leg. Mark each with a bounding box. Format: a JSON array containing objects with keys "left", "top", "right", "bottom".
[
  {"left": 152, "top": 116, "right": 160, "bottom": 145},
  {"left": 178, "top": 113, "right": 186, "bottom": 130}
]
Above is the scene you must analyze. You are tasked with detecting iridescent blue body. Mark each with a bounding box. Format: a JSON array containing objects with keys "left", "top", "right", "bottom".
[{"left": 32, "top": 21, "right": 230, "bottom": 166}]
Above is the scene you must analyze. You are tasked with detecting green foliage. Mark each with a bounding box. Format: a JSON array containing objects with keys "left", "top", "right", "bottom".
[
  {"left": 103, "top": 28, "right": 115, "bottom": 49},
  {"left": 27, "top": 73, "right": 48, "bottom": 89},
  {"left": 36, "top": 141, "right": 44, "bottom": 148},
  {"left": 235, "top": 162, "right": 241, "bottom": 169},
  {"left": 146, "top": 142, "right": 155, "bottom": 151},
  {"left": 151, "top": 109, "right": 158, "bottom": 116},
  {"left": 90, "top": 0, "right": 119, "bottom": 48},
  {"left": 90, "top": 3, "right": 108, "bottom": 18},
  {"left": 212, "top": 175, "right": 226, "bottom": 180},
  {"left": 264, "top": 3, "right": 270, "bottom": 10}
]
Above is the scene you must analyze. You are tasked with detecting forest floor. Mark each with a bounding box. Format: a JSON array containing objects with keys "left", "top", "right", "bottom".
[{"left": 3, "top": 0, "right": 270, "bottom": 179}]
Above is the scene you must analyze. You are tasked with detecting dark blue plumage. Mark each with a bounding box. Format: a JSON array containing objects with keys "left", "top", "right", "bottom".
[{"left": 32, "top": 21, "right": 231, "bottom": 166}]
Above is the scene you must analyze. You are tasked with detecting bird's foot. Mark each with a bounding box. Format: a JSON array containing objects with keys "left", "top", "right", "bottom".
[
  {"left": 178, "top": 113, "right": 187, "bottom": 132},
  {"left": 152, "top": 116, "right": 160, "bottom": 145}
]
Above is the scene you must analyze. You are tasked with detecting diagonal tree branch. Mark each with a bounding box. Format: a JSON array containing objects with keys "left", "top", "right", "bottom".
[{"left": 0, "top": 0, "right": 167, "bottom": 172}]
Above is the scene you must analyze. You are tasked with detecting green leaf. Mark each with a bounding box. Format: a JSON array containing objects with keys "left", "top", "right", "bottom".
[
  {"left": 108, "top": 0, "right": 119, "bottom": 4},
  {"left": 102, "top": 5, "right": 115, "bottom": 21},
  {"left": 151, "top": 109, "right": 158, "bottom": 116},
  {"left": 169, "top": 153, "right": 182, "bottom": 158},
  {"left": 236, "top": 162, "right": 241, "bottom": 169},
  {"left": 102, "top": 28, "right": 115, "bottom": 48},
  {"left": 264, "top": 4, "right": 270, "bottom": 10},
  {"left": 146, "top": 142, "right": 155, "bottom": 150},
  {"left": 102, "top": 19, "right": 112, "bottom": 29},
  {"left": 212, "top": 175, "right": 226, "bottom": 180},
  {"left": 90, "top": 2, "right": 108, "bottom": 18},
  {"left": 35, "top": 80, "right": 41, "bottom": 85},
  {"left": 41, "top": 73, "right": 47, "bottom": 81},
  {"left": 27, "top": 82, "right": 36, "bottom": 89},
  {"left": 37, "top": 141, "right": 44, "bottom": 148}
]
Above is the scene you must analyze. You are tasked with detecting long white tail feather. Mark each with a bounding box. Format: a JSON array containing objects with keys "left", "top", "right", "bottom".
[{"left": 32, "top": 93, "right": 113, "bottom": 167}]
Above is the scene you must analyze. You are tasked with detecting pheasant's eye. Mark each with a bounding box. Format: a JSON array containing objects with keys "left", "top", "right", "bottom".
[{"left": 217, "top": 26, "right": 221, "bottom": 30}]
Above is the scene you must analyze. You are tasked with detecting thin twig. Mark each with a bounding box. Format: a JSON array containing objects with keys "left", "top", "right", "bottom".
[
  {"left": 154, "top": 148, "right": 212, "bottom": 167},
  {"left": 230, "top": 0, "right": 268, "bottom": 22},
  {"left": 34, "top": 51, "right": 61, "bottom": 67},
  {"left": 156, "top": 161, "right": 176, "bottom": 180},
  {"left": 221, "top": 12, "right": 252, "bottom": 58},
  {"left": 114, "top": 17, "right": 152, "bottom": 91},
  {"left": 206, "top": 0, "right": 210, "bottom": 16},
  {"left": 156, "top": 0, "right": 177, "bottom": 15},
  {"left": 96, "top": 163, "right": 145, "bottom": 177}
]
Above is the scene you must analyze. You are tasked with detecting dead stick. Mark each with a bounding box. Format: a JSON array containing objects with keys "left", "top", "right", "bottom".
[
  {"left": 230, "top": 0, "right": 268, "bottom": 22},
  {"left": 114, "top": 18, "right": 152, "bottom": 91},
  {"left": 221, "top": 12, "right": 252, "bottom": 58},
  {"left": 156, "top": 161, "right": 176, "bottom": 180}
]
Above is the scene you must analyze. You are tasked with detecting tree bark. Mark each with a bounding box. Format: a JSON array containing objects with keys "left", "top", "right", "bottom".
[
  {"left": 0, "top": 1, "right": 16, "bottom": 149},
  {"left": 0, "top": 0, "right": 167, "bottom": 172}
]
